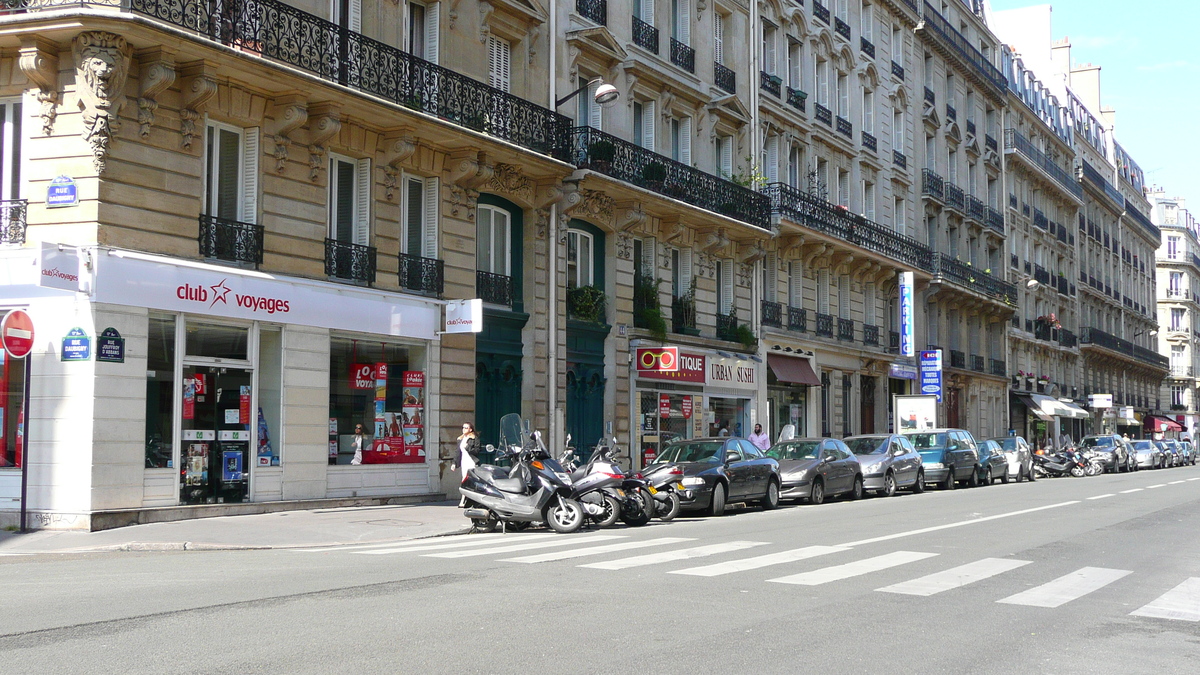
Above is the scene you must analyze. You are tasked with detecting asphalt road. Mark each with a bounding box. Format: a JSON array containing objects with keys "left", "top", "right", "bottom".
[{"left": 4, "top": 466, "right": 1200, "bottom": 674}]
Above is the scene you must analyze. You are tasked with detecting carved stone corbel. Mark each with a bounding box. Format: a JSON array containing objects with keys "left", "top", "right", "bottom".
[
  {"left": 135, "top": 47, "right": 176, "bottom": 138},
  {"left": 447, "top": 184, "right": 479, "bottom": 221},
  {"left": 661, "top": 217, "right": 687, "bottom": 245},
  {"left": 379, "top": 131, "right": 416, "bottom": 201},
  {"left": 74, "top": 32, "right": 132, "bottom": 173},
  {"left": 803, "top": 243, "right": 828, "bottom": 268},
  {"left": 778, "top": 234, "right": 805, "bottom": 259},
  {"left": 527, "top": 25, "right": 540, "bottom": 66},
  {"left": 535, "top": 181, "right": 566, "bottom": 210},
  {"left": 270, "top": 94, "right": 308, "bottom": 174},
  {"left": 478, "top": 1, "right": 494, "bottom": 43},
  {"left": 702, "top": 228, "right": 730, "bottom": 253},
  {"left": 179, "top": 60, "right": 218, "bottom": 151},
  {"left": 307, "top": 102, "right": 342, "bottom": 182},
  {"left": 561, "top": 187, "right": 614, "bottom": 224},
  {"left": 616, "top": 201, "right": 647, "bottom": 232},
  {"left": 448, "top": 151, "right": 493, "bottom": 189},
  {"left": 738, "top": 241, "right": 767, "bottom": 265},
  {"left": 18, "top": 37, "right": 59, "bottom": 136}
]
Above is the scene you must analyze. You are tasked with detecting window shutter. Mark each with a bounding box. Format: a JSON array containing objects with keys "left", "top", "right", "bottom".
[
  {"left": 763, "top": 28, "right": 776, "bottom": 74},
  {"left": 422, "top": 177, "right": 439, "bottom": 259},
  {"left": 719, "top": 136, "right": 733, "bottom": 178},
  {"left": 865, "top": 283, "right": 876, "bottom": 325},
  {"left": 349, "top": 0, "right": 362, "bottom": 32},
  {"left": 642, "top": 100, "right": 656, "bottom": 150},
  {"left": 766, "top": 136, "right": 779, "bottom": 184},
  {"left": 714, "top": 15, "right": 724, "bottom": 64},
  {"left": 242, "top": 127, "right": 259, "bottom": 223},
  {"left": 588, "top": 80, "right": 603, "bottom": 129},
  {"left": 789, "top": 261, "right": 803, "bottom": 308},
  {"left": 640, "top": 236, "right": 656, "bottom": 276},
  {"left": 425, "top": 1, "right": 439, "bottom": 64},
  {"left": 642, "top": 0, "right": 655, "bottom": 24},
  {"left": 838, "top": 274, "right": 850, "bottom": 319},
  {"left": 354, "top": 157, "right": 371, "bottom": 246},
  {"left": 680, "top": 116, "right": 692, "bottom": 166},
  {"left": 679, "top": 0, "right": 690, "bottom": 44},
  {"left": 819, "top": 269, "right": 830, "bottom": 314},
  {"left": 839, "top": 76, "right": 849, "bottom": 116},
  {"left": 680, "top": 248, "right": 693, "bottom": 292},
  {"left": 765, "top": 253, "right": 778, "bottom": 304},
  {"left": 863, "top": 91, "right": 873, "bottom": 132},
  {"left": 789, "top": 42, "right": 801, "bottom": 88},
  {"left": 489, "top": 36, "right": 511, "bottom": 92},
  {"left": 721, "top": 259, "right": 734, "bottom": 314}
]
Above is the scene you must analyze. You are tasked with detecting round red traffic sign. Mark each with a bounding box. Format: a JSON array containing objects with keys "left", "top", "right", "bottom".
[{"left": 2, "top": 310, "right": 35, "bottom": 359}]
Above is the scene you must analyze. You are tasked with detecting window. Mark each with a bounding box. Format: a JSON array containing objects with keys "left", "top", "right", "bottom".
[
  {"left": 635, "top": 236, "right": 656, "bottom": 278},
  {"left": 894, "top": 197, "right": 905, "bottom": 234},
  {"left": 670, "top": 115, "right": 692, "bottom": 164},
  {"left": 1170, "top": 272, "right": 1183, "bottom": 295},
  {"left": 764, "top": 135, "right": 780, "bottom": 184},
  {"left": 577, "top": 77, "right": 602, "bottom": 129},
  {"left": 862, "top": 181, "right": 875, "bottom": 221},
  {"left": 816, "top": 59, "right": 830, "bottom": 106},
  {"left": 816, "top": 158, "right": 829, "bottom": 197},
  {"left": 892, "top": 24, "right": 902, "bottom": 61},
  {"left": 331, "top": 0, "right": 361, "bottom": 30},
  {"left": 861, "top": 1, "right": 873, "bottom": 40},
  {"left": 838, "top": 274, "right": 851, "bottom": 320},
  {"left": 787, "top": 146, "right": 801, "bottom": 188},
  {"left": 763, "top": 21, "right": 777, "bottom": 75},
  {"left": 787, "top": 39, "right": 802, "bottom": 89},
  {"left": 328, "top": 154, "right": 370, "bottom": 245},
  {"left": 672, "top": 247, "right": 693, "bottom": 298},
  {"left": 0, "top": 100, "right": 21, "bottom": 201},
  {"left": 401, "top": 175, "right": 438, "bottom": 259},
  {"left": 862, "top": 89, "right": 874, "bottom": 133},
  {"left": 205, "top": 122, "right": 259, "bottom": 222},
  {"left": 865, "top": 283, "right": 877, "bottom": 325},
  {"left": 1172, "top": 384, "right": 1185, "bottom": 408},
  {"left": 633, "top": 100, "right": 656, "bottom": 150},
  {"left": 636, "top": 0, "right": 654, "bottom": 25},
  {"left": 406, "top": 1, "right": 439, "bottom": 63},
  {"left": 836, "top": 0, "right": 848, "bottom": 22},
  {"left": 715, "top": 13, "right": 726, "bottom": 65},
  {"left": 1171, "top": 308, "right": 1185, "bottom": 331},
  {"left": 818, "top": 269, "right": 831, "bottom": 314},
  {"left": 717, "top": 258, "right": 734, "bottom": 314},
  {"left": 566, "top": 229, "right": 594, "bottom": 288},
  {"left": 837, "top": 169, "right": 849, "bottom": 206},
  {"left": 763, "top": 253, "right": 778, "bottom": 304},
  {"left": 1171, "top": 344, "right": 1185, "bottom": 364},
  {"left": 1168, "top": 236, "right": 1180, "bottom": 259},
  {"left": 788, "top": 261, "right": 803, "bottom": 308},
  {"left": 672, "top": 0, "right": 691, "bottom": 44},
  {"left": 837, "top": 73, "right": 849, "bottom": 117},
  {"left": 488, "top": 35, "right": 511, "bottom": 92},
  {"left": 328, "top": 338, "right": 427, "bottom": 465},
  {"left": 477, "top": 204, "right": 511, "bottom": 276},
  {"left": 892, "top": 108, "right": 904, "bottom": 150}
]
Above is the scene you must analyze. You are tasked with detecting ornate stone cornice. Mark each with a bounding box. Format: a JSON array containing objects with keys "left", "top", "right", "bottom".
[
  {"left": 486, "top": 163, "right": 534, "bottom": 202},
  {"left": 269, "top": 94, "right": 308, "bottom": 174},
  {"left": 448, "top": 150, "right": 494, "bottom": 189},
  {"left": 18, "top": 37, "right": 59, "bottom": 136},
  {"left": 379, "top": 130, "right": 417, "bottom": 201},
  {"left": 135, "top": 47, "right": 175, "bottom": 139}
]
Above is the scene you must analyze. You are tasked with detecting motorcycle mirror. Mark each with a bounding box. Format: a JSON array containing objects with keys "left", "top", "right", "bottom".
[{"left": 486, "top": 444, "right": 495, "bottom": 452}]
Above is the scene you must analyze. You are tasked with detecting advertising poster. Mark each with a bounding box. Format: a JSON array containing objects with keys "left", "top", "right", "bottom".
[
  {"left": 183, "top": 380, "right": 195, "bottom": 420},
  {"left": 257, "top": 408, "right": 274, "bottom": 466},
  {"left": 895, "top": 394, "right": 939, "bottom": 432},
  {"left": 185, "top": 443, "right": 208, "bottom": 486},
  {"left": 659, "top": 393, "right": 671, "bottom": 418},
  {"left": 223, "top": 450, "right": 244, "bottom": 481},
  {"left": 919, "top": 350, "right": 943, "bottom": 402},
  {"left": 239, "top": 385, "right": 251, "bottom": 424},
  {"left": 681, "top": 396, "right": 693, "bottom": 419},
  {"left": 401, "top": 371, "right": 426, "bottom": 462}
]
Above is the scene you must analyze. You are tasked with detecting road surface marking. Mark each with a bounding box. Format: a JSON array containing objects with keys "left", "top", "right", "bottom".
[
  {"left": 837, "top": 501, "right": 1079, "bottom": 548},
  {"left": 354, "top": 533, "right": 551, "bottom": 555},
  {"left": 1188, "top": 478, "right": 1200, "bottom": 482},
  {"left": 1131, "top": 578, "right": 1200, "bottom": 621},
  {"left": 1120, "top": 488, "right": 1143, "bottom": 494},
  {"left": 501, "top": 538, "right": 694, "bottom": 563},
  {"left": 1169, "top": 480, "right": 1186, "bottom": 485},
  {"left": 425, "top": 534, "right": 625, "bottom": 558},
  {"left": 997, "top": 567, "right": 1131, "bottom": 608},
  {"left": 1086, "top": 494, "right": 1115, "bottom": 500},
  {"left": 768, "top": 551, "right": 937, "bottom": 586},
  {"left": 1147, "top": 484, "right": 1166, "bottom": 489},
  {"left": 670, "top": 545, "right": 850, "bottom": 577},
  {"left": 877, "top": 558, "right": 1031, "bottom": 596},
  {"left": 580, "top": 541, "right": 768, "bottom": 570}
]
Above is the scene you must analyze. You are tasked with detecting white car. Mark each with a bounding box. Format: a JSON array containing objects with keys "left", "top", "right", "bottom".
[{"left": 989, "top": 436, "right": 1035, "bottom": 482}]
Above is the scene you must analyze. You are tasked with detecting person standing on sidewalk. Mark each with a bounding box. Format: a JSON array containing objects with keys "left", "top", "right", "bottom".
[
  {"left": 748, "top": 423, "right": 771, "bottom": 452},
  {"left": 453, "top": 423, "right": 480, "bottom": 480}
]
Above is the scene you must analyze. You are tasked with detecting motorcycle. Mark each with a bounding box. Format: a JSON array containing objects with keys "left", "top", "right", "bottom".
[
  {"left": 638, "top": 453, "right": 687, "bottom": 522},
  {"left": 1080, "top": 448, "right": 1105, "bottom": 476},
  {"left": 559, "top": 436, "right": 651, "bottom": 528},
  {"left": 1033, "top": 448, "right": 1088, "bottom": 478},
  {"left": 459, "top": 414, "right": 584, "bottom": 534}
]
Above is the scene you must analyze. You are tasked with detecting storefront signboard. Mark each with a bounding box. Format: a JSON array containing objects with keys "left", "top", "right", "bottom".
[
  {"left": 219, "top": 430, "right": 251, "bottom": 441},
  {"left": 350, "top": 363, "right": 375, "bottom": 389},
  {"left": 681, "top": 396, "right": 693, "bottom": 419},
  {"left": 636, "top": 347, "right": 679, "bottom": 373},
  {"left": 706, "top": 357, "right": 757, "bottom": 390},
  {"left": 895, "top": 394, "right": 938, "bottom": 431},
  {"left": 898, "top": 271, "right": 915, "bottom": 357},
  {"left": 60, "top": 327, "right": 91, "bottom": 361},
  {"left": 181, "top": 429, "right": 215, "bottom": 441},
  {"left": 659, "top": 393, "right": 671, "bottom": 418},
  {"left": 96, "top": 327, "right": 125, "bottom": 363},
  {"left": 919, "top": 350, "right": 942, "bottom": 402},
  {"left": 638, "top": 350, "right": 704, "bottom": 383},
  {"left": 1088, "top": 394, "right": 1113, "bottom": 409},
  {"left": 46, "top": 176, "right": 78, "bottom": 208},
  {"left": 889, "top": 362, "right": 918, "bottom": 380},
  {"left": 39, "top": 242, "right": 81, "bottom": 291},
  {"left": 445, "top": 299, "right": 483, "bottom": 333},
  {"left": 1, "top": 309, "right": 34, "bottom": 359}
]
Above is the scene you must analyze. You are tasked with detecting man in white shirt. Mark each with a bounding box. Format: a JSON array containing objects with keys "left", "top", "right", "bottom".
[{"left": 748, "top": 423, "right": 771, "bottom": 451}]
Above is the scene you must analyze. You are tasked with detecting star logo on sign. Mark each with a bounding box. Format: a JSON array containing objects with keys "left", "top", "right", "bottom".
[{"left": 209, "top": 279, "right": 232, "bottom": 307}]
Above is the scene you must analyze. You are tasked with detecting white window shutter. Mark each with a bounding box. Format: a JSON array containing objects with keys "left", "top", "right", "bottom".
[
  {"left": 680, "top": 116, "right": 692, "bottom": 165},
  {"left": 354, "top": 157, "right": 371, "bottom": 245},
  {"left": 642, "top": 100, "right": 656, "bottom": 150},
  {"left": 765, "top": 253, "right": 777, "bottom": 304},
  {"left": 489, "top": 36, "right": 511, "bottom": 92},
  {"left": 241, "top": 127, "right": 259, "bottom": 223},
  {"left": 865, "top": 283, "right": 876, "bottom": 325},
  {"left": 721, "top": 259, "right": 734, "bottom": 314},
  {"left": 588, "top": 81, "right": 603, "bottom": 129},
  {"left": 422, "top": 177, "right": 439, "bottom": 259},
  {"left": 681, "top": 248, "right": 693, "bottom": 291},
  {"left": 640, "top": 236, "right": 656, "bottom": 276},
  {"left": 789, "top": 261, "right": 803, "bottom": 307},
  {"left": 425, "top": 2, "right": 440, "bottom": 64},
  {"left": 642, "top": 0, "right": 655, "bottom": 24},
  {"left": 766, "top": 136, "right": 779, "bottom": 184},
  {"left": 839, "top": 274, "right": 850, "bottom": 319},
  {"left": 349, "top": 0, "right": 362, "bottom": 32},
  {"left": 719, "top": 136, "right": 733, "bottom": 177},
  {"left": 714, "top": 16, "right": 724, "bottom": 64},
  {"left": 819, "top": 269, "right": 830, "bottom": 314},
  {"left": 679, "top": 0, "right": 690, "bottom": 44}
]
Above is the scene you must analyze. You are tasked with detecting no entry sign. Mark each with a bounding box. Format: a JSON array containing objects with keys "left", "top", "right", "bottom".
[{"left": 2, "top": 310, "right": 34, "bottom": 359}]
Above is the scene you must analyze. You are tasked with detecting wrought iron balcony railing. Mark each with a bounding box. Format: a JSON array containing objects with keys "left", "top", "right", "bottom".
[
  {"left": 198, "top": 214, "right": 264, "bottom": 265},
  {"left": 985, "top": 206, "right": 1004, "bottom": 234},
  {"left": 1123, "top": 202, "right": 1161, "bottom": 242},
  {"left": 932, "top": 254, "right": 1017, "bottom": 306},
  {"left": 893, "top": 150, "right": 907, "bottom": 169},
  {"left": 397, "top": 251, "right": 444, "bottom": 296},
  {"left": 576, "top": 0, "right": 606, "bottom": 25},
  {"left": 762, "top": 300, "right": 783, "bottom": 328},
  {"left": 762, "top": 182, "right": 934, "bottom": 272},
  {"left": 944, "top": 182, "right": 964, "bottom": 211},
  {"left": 970, "top": 354, "right": 985, "bottom": 372},
  {"left": 815, "top": 313, "right": 834, "bottom": 337},
  {"left": 834, "top": 17, "right": 851, "bottom": 41},
  {"left": 1059, "top": 328, "right": 1077, "bottom": 348},
  {"left": 1080, "top": 161, "right": 1126, "bottom": 212},
  {"left": 813, "top": 0, "right": 830, "bottom": 24},
  {"left": 922, "top": 168, "right": 944, "bottom": 201},
  {"left": 632, "top": 15, "right": 659, "bottom": 53},
  {"left": 788, "top": 306, "right": 807, "bottom": 332},
  {"left": 476, "top": 269, "right": 514, "bottom": 307},
  {"left": 861, "top": 37, "right": 875, "bottom": 58},
  {"left": 0, "top": 199, "right": 28, "bottom": 246},
  {"left": 889, "top": 330, "right": 900, "bottom": 354},
  {"left": 836, "top": 116, "right": 853, "bottom": 138},
  {"left": 946, "top": 104, "right": 956, "bottom": 121},
  {"left": 947, "top": 350, "right": 965, "bottom": 369},
  {"left": 126, "top": 0, "right": 572, "bottom": 160},
  {"left": 837, "top": 317, "right": 855, "bottom": 341},
  {"left": 670, "top": 38, "right": 695, "bottom": 73},
  {"left": 966, "top": 195, "right": 985, "bottom": 222},
  {"left": 570, "top": 126, "right": 771, "bottom": 229},
  {"left": 863, "top": 324, "right": 880, "bottom": 346},
  {"left": 862, "top": 131, "right": 877, "bottom": 152},
  {"left": 1004, "top": 129, "right": 1083, "bottom": 201},
  {"left": 786, "top": 87, "right": 807, "bottom": 112},
  {"left": 761, "top": 72, "right": 782, "bottom": 97},
  {"left": 1079, "top": 326, "right": 1169, "bottom": 370},
  {"left": 814, "top": 103, "right": 833, "bottom": 126},
  {"left": 966, "top": 120, "right": 976, "bottom": 137},
  {"left": 672, "top": 295, "right": 698, "bottom": 334},
  {"left": 918, "top": 2, "right": 1007, "bottom": 96},
  {"left": 715, "top": 62, "right": 736, "bottom": 94},
  {"left": 985, "top": 134, "right": 998, "bottom": 153},
  {"left": 325, "top": 238, "right": 376, "bottom": 284},
  {"left": 924, "top": 86, "right": 936, "bottom": 105},
  {"left": 716, "top": 311, "right": 739, "bottom": 341},
  {"left": 891, "top": 60, "right": 904, "bottom": 80},
  {"left": 989, "top": 358, "right": 1006, "bottom": 376},
  {"left": 1171, "top": 365, "right": 1194, "bottom": 378}
]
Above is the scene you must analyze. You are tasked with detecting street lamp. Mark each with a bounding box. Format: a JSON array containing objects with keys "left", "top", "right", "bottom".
[
  {"left": 1025, "top": 279, "right": 1039, "bottom": 290},
  {"left": 556, "top": 77, "right": 620, "bottom": 108}
]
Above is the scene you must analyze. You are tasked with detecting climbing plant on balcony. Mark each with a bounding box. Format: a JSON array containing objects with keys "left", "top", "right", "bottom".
[
  {"left": 567, "top": 285, "right": 607, "bottom": 324},
  {"left": 633, "top": 268, "right": 667, "bottom": 342}
]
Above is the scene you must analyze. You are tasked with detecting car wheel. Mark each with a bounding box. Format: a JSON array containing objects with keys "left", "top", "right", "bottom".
[
  {"left": 849, "top": 475, "right": 864, "bottom": 500},
  {"left": 809, "top": 479, "right": 826, "bottom": 505},
  {"left": 881, "top": 471, "right": 897, "bottom": 497},
  {"left": 942, "top": 467, "right": 956, "bottom": 490},
  {"left": 983, "top": 466, "right": 993, "bottom": 486},
  {"left": 1001, "top": 466, "right": 1010, "bottom": 484},
  {"left": 968, "top": 465, "right": 982, "bottom": 488},
  {"left": 760, "top": 479, "right": 780, "bottom": 510},
  {"left": 912, "top": 470, "right": 926, "bottom": 494},
  {"left": 1015, "top": 464, "right": 1024, "bottom": 483},
  {"left": 708, "top": 482, "right": 727, "bottom": 517},
  {"left": 1027, "top": 462, "right": 1037, "bottom": 482}
]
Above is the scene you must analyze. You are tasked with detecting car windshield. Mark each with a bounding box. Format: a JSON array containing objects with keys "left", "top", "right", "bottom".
[
  {"left": 993, "top": 438, "right": 1017, "bottom": 451},
  {"left": 1081, "top": 437, "right": 1114, "bottom": 448},
  {"left": 909, "top": 433, "right": 948, "bottom": 451},
  {"left": 767, "top": 441, "right": 821, "bottom": 461},
  {"left": 1131, "top": 441, "right": 1154, "bottom": 450},
  {"left": 658, "top": 441, "right": 723, "bottom": 463},
  {"left": 846, "top": 437, "right": 888, "bottom": 455}
]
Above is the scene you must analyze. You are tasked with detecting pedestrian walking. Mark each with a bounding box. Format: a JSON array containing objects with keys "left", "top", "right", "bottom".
[
  {"left": 350, "top": 424, "right": 366, "bottom": 465},
  {"left": 717, "top": 421, "right": 730, "bottom": 437},
  {"left": 748, "top": 423, "right": 771, "bottom": 452}
]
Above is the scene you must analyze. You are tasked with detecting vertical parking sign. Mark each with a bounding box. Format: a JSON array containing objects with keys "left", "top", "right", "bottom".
[
  {"left": 919, "top": 350, "right": 943, "bottom": 402},
  {"left": 898, "top": 271, "right": 915, "bottom": 357}
]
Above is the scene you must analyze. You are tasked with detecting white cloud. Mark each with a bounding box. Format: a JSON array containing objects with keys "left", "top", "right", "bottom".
[{"left": 1136, "top": 60, "right": 1192, "bottom": 72}]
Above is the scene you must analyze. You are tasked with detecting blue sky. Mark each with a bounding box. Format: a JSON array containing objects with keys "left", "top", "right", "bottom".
[{"left": 989, "top": 0, "right": 1198, "bottom": 206}]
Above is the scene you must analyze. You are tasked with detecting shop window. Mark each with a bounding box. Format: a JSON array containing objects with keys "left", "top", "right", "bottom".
[
  {"left": 144, "top": 315, "right": 176, "bottom": 469},
  {"left": 185, "top": 322, "right": 249, "bottom": 361},
  {"left": 328, "top": 337, "right": 427, "bottom": 465},
  {"left": 205, "top": 122, "right": 259, "bottom": 223}
]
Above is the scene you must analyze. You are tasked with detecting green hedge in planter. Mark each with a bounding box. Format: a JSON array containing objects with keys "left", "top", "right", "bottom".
[{"left": 567, "top": 285, "right": 607, "bottom": 324}]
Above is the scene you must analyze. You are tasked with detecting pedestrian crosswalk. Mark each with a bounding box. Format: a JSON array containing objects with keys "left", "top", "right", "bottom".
[{"left": 298, "top": 533, "right": 1200, "bottom": 622}]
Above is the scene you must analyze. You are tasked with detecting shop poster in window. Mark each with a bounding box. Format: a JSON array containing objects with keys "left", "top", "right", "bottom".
[
  {"left": 401, "top": 371, "right": 426, "bottom": 461},
  {"left": 257, "top": 408, "right": 275, "bottom": 466},
  {"left": 186, "top": 443, "right": 208, "bottom": 486}
]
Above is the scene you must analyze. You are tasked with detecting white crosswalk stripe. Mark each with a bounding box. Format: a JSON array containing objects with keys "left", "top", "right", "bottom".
[
  {"left": 356, "top": 533, "right": 552, "bottom": 555},
  {"left": 768, "top": 551, "right": 938, "bottom": 586},
  {"left": 501, "top": 537, "right": 695, "bottom": 563},
  {"left": 670, "top": 545, "right": 850, "bottom": 577},
  {"left": 1131, "top": 578, "right": 1200, "bottom": 621},
  {"left": 877, "top": 558, "right": 1031, "bottom": 596},
  {"left": 579, "top": 541, "right": 768, "bottom": 570},
  {"left": 997, "top": 567, "right": 1131, "bottom": 608},
  {"left": 425, "top": 534, "right": 625, "bottom": 558}
]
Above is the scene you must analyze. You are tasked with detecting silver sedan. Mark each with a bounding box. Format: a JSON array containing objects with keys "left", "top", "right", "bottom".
[
  {"left": 844, "top": 434, "right": 925, "bottom": 497},
  {"left": 1130, "top": 439, "right": 1165, "bottom": 469}
]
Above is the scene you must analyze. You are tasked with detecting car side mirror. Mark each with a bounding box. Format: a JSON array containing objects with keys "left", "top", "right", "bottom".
[
  {"left": 725, "top": 451, "right": 741, "bottom": 463},
  {"left": 822, "top": 455, "right": 834, "bottom": 463},
  {"left": 892, "top": 448, "right": 906, "bottom": 457}
]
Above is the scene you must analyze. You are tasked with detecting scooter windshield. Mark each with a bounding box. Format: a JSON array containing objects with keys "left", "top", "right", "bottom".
[{"left": 499, "top": 413, "right": 527, "bottom": 454}]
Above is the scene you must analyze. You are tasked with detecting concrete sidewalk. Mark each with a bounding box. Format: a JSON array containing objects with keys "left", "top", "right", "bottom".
[{"left": 0, "top": 501, "right": 470, "bottom": 554}]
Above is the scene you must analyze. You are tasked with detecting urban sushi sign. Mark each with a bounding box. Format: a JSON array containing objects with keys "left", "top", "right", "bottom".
[{"left": 707, "top": 356, "right": 757, "bottom": 390}]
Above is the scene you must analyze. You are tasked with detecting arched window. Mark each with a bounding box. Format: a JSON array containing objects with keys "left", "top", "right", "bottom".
[{"left": 566, "top": 229, "right": 594, "bottom": 288}]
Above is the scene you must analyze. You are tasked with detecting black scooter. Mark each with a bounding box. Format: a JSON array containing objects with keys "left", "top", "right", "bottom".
[
  {"left": 560, "top": 438, "right": 652, "bottom": 527},
  {"left": 1032, "top": 448, "right": 1087, "bottom": 478}
]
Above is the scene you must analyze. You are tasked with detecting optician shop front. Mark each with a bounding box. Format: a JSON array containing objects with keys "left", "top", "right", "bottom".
[{"left": 0, "top": 246, "right": 440, "bottom": 530}]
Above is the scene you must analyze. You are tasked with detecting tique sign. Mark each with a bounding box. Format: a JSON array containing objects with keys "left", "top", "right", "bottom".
[
  {"left": 636, "top": 347, "right": 679, "bottom": 373},
  {"left": 638, "top": 350, "right": 705, "bottom": 383}
]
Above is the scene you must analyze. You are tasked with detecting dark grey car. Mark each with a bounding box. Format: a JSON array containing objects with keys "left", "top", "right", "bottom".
[
  {"left": 656, "top": 437, "right": 781, "bottom": 516},
  {"left": 766, "top": 438, "right": 864, "bottom": 504},
  {"left": 844, "top": 434, "right": 925, "bottom": 497}
]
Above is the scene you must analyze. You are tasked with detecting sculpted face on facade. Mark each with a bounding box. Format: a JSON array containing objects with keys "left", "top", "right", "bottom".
[{"left": 73, "top": 31, "right": 132, "bottom": 173}]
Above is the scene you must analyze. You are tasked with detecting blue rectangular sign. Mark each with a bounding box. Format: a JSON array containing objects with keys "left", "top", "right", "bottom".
[
  {"left": 47, "top": 176, "right": 78, "bottom": 208},
  {"left": 919, "top": 350, "right": 942, "bottom": 402},
  {"left": 898, "top": 271, "right": 915, "bottom": 357}
]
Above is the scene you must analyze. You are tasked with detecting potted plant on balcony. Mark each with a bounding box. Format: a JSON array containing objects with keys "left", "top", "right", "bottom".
[
  {"left": 633, "top": 269, "right": 667, "bottom": 342},
  {"left": 734, "top": 323, "right": 758, "bottom": 352},
  {"left": 641, "top": 162, "right": 667, "bottom": 191},
  {"left": 567, "top": 285, "right": 607, "bottom": 325},
  {"left": 587, "top": 139, "right": 616, "bottom": 172}
]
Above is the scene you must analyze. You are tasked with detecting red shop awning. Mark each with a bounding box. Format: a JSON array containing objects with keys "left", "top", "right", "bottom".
[
  {"left": 767, "top": 354, "right": 822, "bottom": 386},
  {"left": 1144, "top": 415, "right": 1185, "bottom": 433}
]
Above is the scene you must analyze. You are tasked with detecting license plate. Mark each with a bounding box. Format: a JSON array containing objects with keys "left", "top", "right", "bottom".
[
  {"left": 614, "top": 489, "right": 625, "bottom": 498},
  {"left": 646, "top": 485, "right": 658, "bottom": 494},
  {"left": 676, "top": 482, "right": 686, "bottom": 491}
]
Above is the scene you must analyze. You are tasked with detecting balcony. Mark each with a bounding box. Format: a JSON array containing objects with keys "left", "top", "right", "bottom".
[
  {"left": 1172, "top": 365, "right": 1194, "bottom": 378},
  {"left": 0, "top": 199, "right": 29, "bottom": 245},
  {"left": 970, "top": 354, "right": 985, "bottom": 372},
  {"left": 932, "top": 254, "right": 1018, "bottom": 306},
  {"left": 762, "top": 300, "right": 783, "bottom": 328},
  {"left": 891, "top": 60, "right": 905, "bottom": 80},
  {"left": 670, "top": 38, "right": 695, "bottom": 73},
  {"left": 815, "top": 103, "right": 833, "bottom": 126},
  {"left": 1033, "top": 209, "right": 1048, "bottom": 230},
  {"left": 893, "top": 150, "right": 907, "bottom": 169},
  {"left": 813, "top": 0, "right": 830, "bottom": 25},
  {"left": 762, "top": 182, "right": 935, "bottom": 272},
  {"left": 786, "top": 87, "right": 807, "bottom": 113},
  {"left": 837, "top": 317, "right": 855, "bottom": 341},
  {"left": 949, "top": 350, "right": 966, "bottom": 369},
  {"left": 569, "top": 126, "right": 771, "bottom": 229},
  {"left": 716, "top": 311, "right": 739, "bottom": 342},
  {"left": 985, "top": 134, "right": 998, "bottom": 153},
  {"left": 861, "top": 37, "right": 875, "bottom": 58},
  {"left": 672, "top": 295, "right": 698, "bottom": 334},
  {"left": 834, "top": 17, "right": 852, "bottom": 41},
  {"left": 815, "top": 312, "right": 834, "bottom": 337},
  {"left": 788, "top": 306, "right": 807, "bottom": 332},
  {"left": 889, "top": 330, "right": 900, "bottom": 354},
  {"left": 862, "top": 131, "right": 877, "bottom": 153},
  {"left": 714, "top": 62, "right": 736, "bottom": 94},
  {"left": 1033, "top": 264, "right": 1050, "bottom": 285},
  {"left": 863, "top": 324, "right": 880, "bottom": 346},
  {"left": 966, "top": 120, "right": 976, "bottom": 137},
  {"left": 966, "top": 195, "right": 985, "bottom": 222},
  {"left": 944, "top": 182, "right": 964, "bottom": 211},
  {"left": 1003, "top": 129, "right": 1083, "bottom": 201},
  {"left": 1079, "top": 327, "right": 1170, "bottom": 370},
  {"left": 924, "top": 86, "right": 936, "bottom": 106},
  {"left": 477, "top": 270, "right": 514, "bottom": 307},
  {"left": 836, "top": 116, "right": 853, "bottom": 138},
  {"left": 985, "top": 206, "right": 1004, "bottom": 234},
  {"left": 989, "top": 358, "right": 1006, "bottom": 377},
  {"left": 922, "top": 168, "right": 944, "bottom": 202},
  {"left": 946, "top": 104, "right": 956, "bottom": 121},
  {"left": 325, "top": 239, "right": 376, "bottom": 284},
  {"left": 917, "top": 2, "right": 1007, "bottom": 97},
  {"left": 761, "top": 71, "right": 782, "bottom": 98},
  {"left": 632, "top": 16, "right": 659, "bottom": 53},
  {"left": 397, "top": 251, "right": 444, "bottom": 296},
  {"left": 576, "top": 0, "right": 606, "bottom": 25},
  {"left": 1124, "top": 203, "right": 1161, "bottom": 243},
  {"left": 198, "top": 214, "right": 264, "bottom": 266},
  {"left": 1080, "top": 161, "right": 1126, "bottom": 213}
]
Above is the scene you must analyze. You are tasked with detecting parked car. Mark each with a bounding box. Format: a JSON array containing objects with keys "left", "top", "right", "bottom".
[
  {"left": 844, "top": 434, "right": 925, "bottom": 497},
  {"left": 654, "top": 437, "right": 781, "bottom": 516},
  {"left": 1080, "top": 435, "right": 1132, "bottom": 473},
  {"left": 1156, "top": 439, "right": 1181, "bottom": 468},
  {"left": 990, "top": 436, "right": 1035, "bottom": 482},
  {"left": 1177, "top": 440, "right": 1196, "bottom": 465},
  {"left": 903, "top": 429, "right": 981, "bottom": 489},
  {"left": 1130, "top": 439, "right": 1165, "bottom": 470},
  {"left": 975, "top": 440, "right": 1011, "bottom": 485},
  {"left": 766, "top": 437, "right": 864, "bottom": 504}
]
